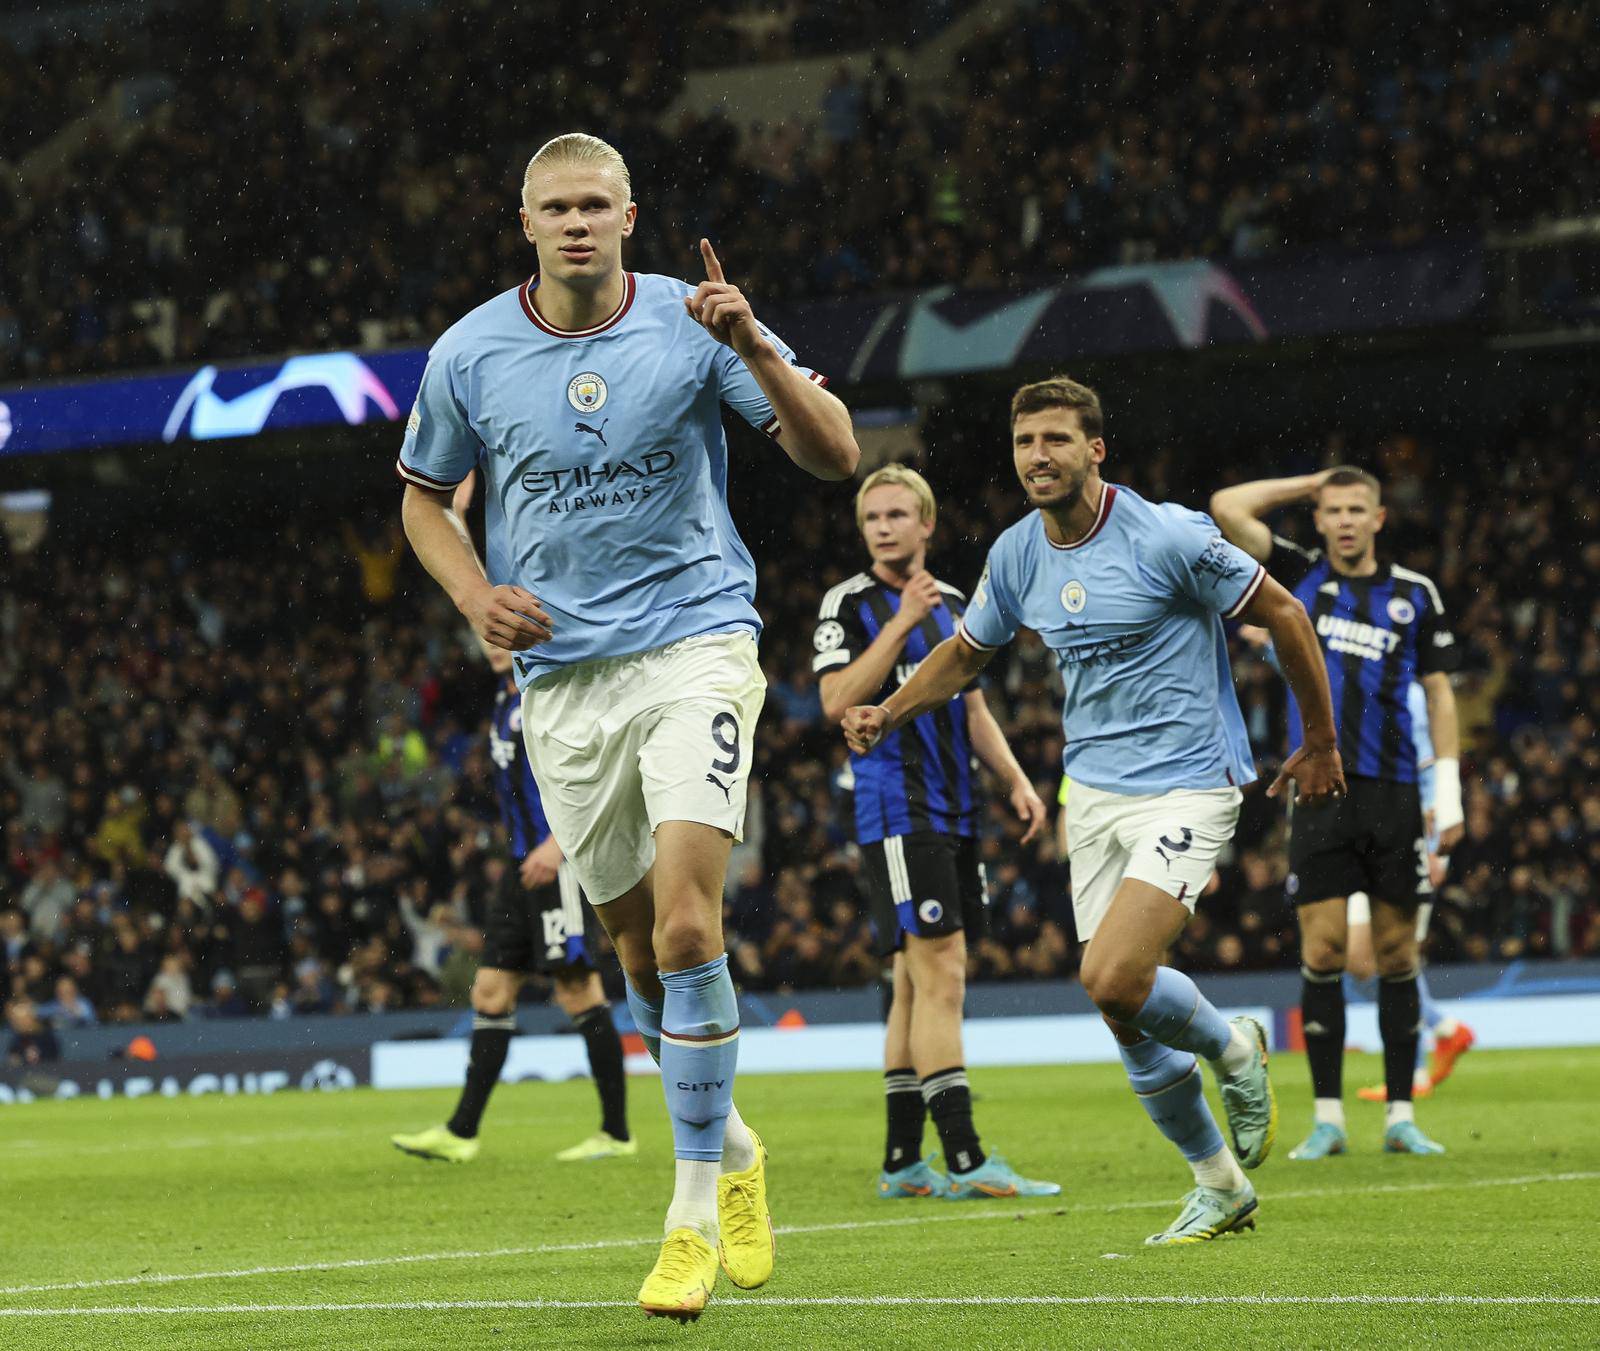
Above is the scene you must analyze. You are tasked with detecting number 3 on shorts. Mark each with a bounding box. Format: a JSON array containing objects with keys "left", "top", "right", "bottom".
[{"left": 709, "top": 711, "right": 740, "bottom": 774}]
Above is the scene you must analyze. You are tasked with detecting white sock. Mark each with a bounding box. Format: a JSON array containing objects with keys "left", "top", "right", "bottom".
[
  {"left": 1435, "top": 1017, "right": 1459, "bottom": 1039},
  {"left": 1314, "top": 1097, "right": 1345, "bottom": 1129},
  {"left": 1386, "top": 1100, "right": 1415, "bottom": 1127},
  {"left": 1191, "top": 1145, "right": 1247, "bottom": 1194},
  {"left": 721, "top": 1102, "right": 756, "bottom": 1173},
  {"left": 663, "top": 1159, "right": 720, "bottom": 1242},
  {"left": 1413, "top": 1067, "right": 1431, "bottom": 1091},
  {"left": 1212, "top": 1025, "right": 1254, "bottom": 1078}
]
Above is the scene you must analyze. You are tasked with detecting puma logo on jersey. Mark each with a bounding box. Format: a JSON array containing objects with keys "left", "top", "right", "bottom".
[
  {"left": 705, "top": 773, "right": 733, "bottom": 803},
  {"left": 574, "top": 418, "right": 609, "bottom": 445}
]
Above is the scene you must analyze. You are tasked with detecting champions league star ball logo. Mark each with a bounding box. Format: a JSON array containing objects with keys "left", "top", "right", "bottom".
[
  {"left": 814, "top": 621, "right": 845, "bottom": 653},
  {"left": 1061, "top": 580, "right": 1087, "bottom": 614},
  {"left": 567, "top": 372, "right": 608, "bottom": 413},
  {"left": 918, "top": 900, "right": 944, "bottom": 925}
]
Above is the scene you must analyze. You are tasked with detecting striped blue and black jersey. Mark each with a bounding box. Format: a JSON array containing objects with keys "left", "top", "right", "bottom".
[
  {"left": 488, "top": 684, "right": 552, "bottom": 859},
  {"left": 813, "top": 572, "right": 985, "bottom": 845},
  {"left": 1270, "top": 535, "right": 1459, "bottom": 783}
]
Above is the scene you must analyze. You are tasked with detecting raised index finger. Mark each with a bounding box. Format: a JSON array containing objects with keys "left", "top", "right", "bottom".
[{"left": 700, "top": 238, "right": 725, "bottom": 283}]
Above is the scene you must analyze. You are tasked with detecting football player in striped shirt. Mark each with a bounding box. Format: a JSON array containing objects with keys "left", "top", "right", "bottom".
[
  {"left": 815, "top": 466, "right": 1055, "bottom": 1201},
  {"left": 399, "top": 133, "right": 857, "bottom": 1319},
  {"left": 1211, "top": 467, "right": 1463, "bottom": 1157}
]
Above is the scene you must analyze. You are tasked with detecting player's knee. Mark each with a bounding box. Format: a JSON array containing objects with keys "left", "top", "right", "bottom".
[
  {"left": 552, "top": 973, "right": 601, "bottom": 1017},
  {"left": 471, "top": 971, "right": 519, "bottom": 1017},
  {"left": 1080, "top": 962, "right": 1151, "bottom": 1023},
  {"left": 1373, "top": 933, "right": 1418, "bottom": 979},
  {"left": 653, "top": 910, "right": 720, "bottom": 972},
  {"left": 1302, "top": 934, "right": 1347, "bottom": 973}
]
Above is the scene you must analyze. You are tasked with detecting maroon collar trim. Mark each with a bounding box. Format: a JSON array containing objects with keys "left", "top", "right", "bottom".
[
  {"left": 519, "top": 271, "right": 636, "bottom": 337},
  {"left": 1044, "top": 484, "right": 1117, "bottom": 550}
]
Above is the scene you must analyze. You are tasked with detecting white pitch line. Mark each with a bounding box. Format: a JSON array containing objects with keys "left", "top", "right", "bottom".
[
  {"left": 2, "top": 1169, "right": 1595, "bottom": 1300},
  {"left": 2, "top": 1294, "right": 1598, "bottom": 1317},
  {"left": 4, "top": 1127, "right": 367, "bottom": 1158}
]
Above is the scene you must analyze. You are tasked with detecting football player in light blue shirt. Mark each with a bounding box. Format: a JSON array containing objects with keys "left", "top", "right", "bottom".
[
  {"left": 400, "top": 133, "right": 858, "bottom": 1321},
  {"left": 844, "top": 376, "right": 1343, "bottom": 1246}
]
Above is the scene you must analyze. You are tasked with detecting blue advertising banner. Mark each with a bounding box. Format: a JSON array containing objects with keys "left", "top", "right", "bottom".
[
  {"left": 0, "top": 241, "right": 1483, "bottom": 460},
  {"left": 0, "top": 349, "right": 428, "bottom": 459}
]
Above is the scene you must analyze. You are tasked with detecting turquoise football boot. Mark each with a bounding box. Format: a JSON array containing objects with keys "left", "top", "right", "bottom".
[
  {"left": 877, "top": 1157, "right": 947, "bottom": 1199},
  {"left": 1216, "top": 1015, "right": 1277, "bottom": 1170},
  {"left": 943, "top": 1153, "right": 1060, "bottom": 1200},
  {"left": 1288, "top": 1122, "right": 1348, "bottom": 1160},
  {"left": 1145, "top": 1183, "right": 1259, "bottom": 1245},
  {"left": 1384, "top": 1121, "right": 1446, "bottom": 1155}
]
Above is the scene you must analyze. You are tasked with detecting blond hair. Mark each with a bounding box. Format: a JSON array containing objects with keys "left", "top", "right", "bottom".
[
  {"left": 1010, "top": 375, "right": 1104, "bottom": 439},
  {"left": 521, "top": 133, "right": 632, "bottom": 208},
  {"left": 855, "top": 464, "right": 937, "bottom": 531}
]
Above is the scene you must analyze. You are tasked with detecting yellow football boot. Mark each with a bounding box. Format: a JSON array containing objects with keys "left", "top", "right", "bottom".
[
  {"left": 638, "top": 1227, "right": 718, "bottom": 1322},
  {"left": 389, "top": 1124, "right": 479, "bottom": 1163},
  {"left": 717, "top": 1128, "right": 775, "bottom": 1289}
]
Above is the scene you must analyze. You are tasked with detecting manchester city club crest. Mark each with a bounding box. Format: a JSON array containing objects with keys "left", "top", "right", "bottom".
[
  {"left": 1060, "top": 579, "right": 1087, "bottom": 614},
  {"left": 567, "top": 371, "right": 608, "bottom": 413}
]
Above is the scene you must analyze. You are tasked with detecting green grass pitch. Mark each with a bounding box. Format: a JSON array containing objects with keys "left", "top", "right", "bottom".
[{"left": 3, "top": 1047, "right": 1597, "bottom": 1348}]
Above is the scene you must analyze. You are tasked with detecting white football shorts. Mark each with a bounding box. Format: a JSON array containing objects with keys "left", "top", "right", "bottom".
[
  {"left": 520, "top": 630, "right": 766, "bottom": 905},
  {"left": 1066, "top": 780, "right": 1242, "bottom": 941}
]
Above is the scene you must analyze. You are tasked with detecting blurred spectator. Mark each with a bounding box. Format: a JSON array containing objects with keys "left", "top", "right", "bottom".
[
  {"left": 163, "top": 822, "right": 220, "bottom": 907},
  {"left": 207, "top": 971, "right": 251, "bottom": 1019},
  {"left": 5, "top": 999, "right": 61, "bottom": 1066},
  {"left": 146, "top": 954, "right": 195, "bottom": 1021},
  {"left": 38, "top": 975, "right": 98, "bottom": 1029},
  {"left": 19, "top": 857, "right": 75, "bottom": 941}
]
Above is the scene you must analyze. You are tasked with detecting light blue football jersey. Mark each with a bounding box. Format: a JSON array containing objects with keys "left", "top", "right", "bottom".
[
  {"left": 397, "top": 270, "right": 826, "bottom": 687},
  {"left": 959, "top": 483, "right": 1264, "bottom": 796},
  {"left": 1407, "top": 680, "right": 1436, "bottom": 811}
]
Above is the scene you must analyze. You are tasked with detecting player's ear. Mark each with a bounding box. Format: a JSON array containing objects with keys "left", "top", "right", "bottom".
[
  {"left": 519, "top": 207, "right": 536, "bottom": 244},
  {"left": 1373, "top": 502, "right": 1387, "bottom": 533},
  {"left": 1089, "top": 437, "right": 1107, "bottom": 464},
  {"left": 621, "top": 202, "right": 637, "bottom": 239}
]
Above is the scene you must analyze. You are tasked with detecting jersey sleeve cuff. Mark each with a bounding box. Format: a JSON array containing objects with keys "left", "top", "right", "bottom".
[
  {"left": 1222, "top": 563, "right": 1267, "bottom": 619},
  {"left": 956, "top": 618, "right": 998, "bottom": 652},
  {"left": 395, "top": 458, "right": 468, "bottom": 490},
  {"left": 758, "top": 373, "right": 828, "bottom": 440}
]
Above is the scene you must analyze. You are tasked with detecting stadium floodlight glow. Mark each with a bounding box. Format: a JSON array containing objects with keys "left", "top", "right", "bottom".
[{"left": 162, "top": 353, "right": 401, "bottom": 443}]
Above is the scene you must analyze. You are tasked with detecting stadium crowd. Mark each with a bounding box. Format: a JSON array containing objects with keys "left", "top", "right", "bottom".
[
  {"left": 3, "top": 1, "right": 1595, "bottom": 381},
  {"left": 3, "top": 395, "right": 1596, "bottom": 1047}
]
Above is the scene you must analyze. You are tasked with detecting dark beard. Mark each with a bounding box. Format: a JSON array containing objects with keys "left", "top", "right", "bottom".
[{"left": 1026, "top": 466, "right": 1089, "bottom": 508}]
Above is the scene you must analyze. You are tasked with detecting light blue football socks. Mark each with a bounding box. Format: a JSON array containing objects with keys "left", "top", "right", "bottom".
[
  {"left": 1131, "top": 966, "right": 1233, "bottom": 1060},
  {"left": 1119, "top": 1036, "right": 1227, "bottom": 1163},
  {"left": 659, "top": 953, "right": 741, "bottom": 1162}
]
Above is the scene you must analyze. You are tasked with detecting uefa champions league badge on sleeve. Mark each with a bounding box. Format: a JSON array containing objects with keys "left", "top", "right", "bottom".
[
  {"left": 567, "top": 372, "right": 608, "bottom": 413},
  {"left": 814, "top": 621, "right": 845, "bottom": 653}
]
